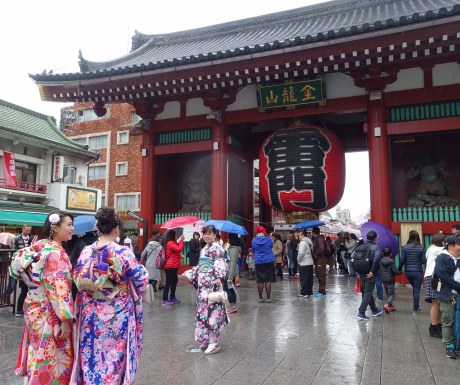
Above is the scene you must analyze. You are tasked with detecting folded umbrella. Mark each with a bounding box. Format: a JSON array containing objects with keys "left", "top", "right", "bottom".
[
  {"left": 293, "top": 220, "right": 325, "bottom": 230},
  {"left": 204, "top": 220, "right": 248, "bottom": 235},
  {"left": 73, "top": 215, "right": 97, "bottom": 234},
  {"left": 160, "top": 215, "right": 201, "bottom": 229}
]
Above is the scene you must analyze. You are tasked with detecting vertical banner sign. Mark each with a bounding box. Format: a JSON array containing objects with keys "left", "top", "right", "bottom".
[
  {"left": 53, "top": 155, "right": 64, "bottom": 182},
  {"left": 3, "top": 151, "right": 17, "bottom": 187}
]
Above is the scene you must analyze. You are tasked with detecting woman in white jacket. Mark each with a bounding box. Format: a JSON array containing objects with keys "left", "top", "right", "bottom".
[
  {"left": 424, "top": 233, "right": 445, "bottom": 338},
  {"left": 141, "top": 234, "right": 163, "bottom": 291},
  {"left": 297, "top": 230, "right": 314, "bottom": 298}
]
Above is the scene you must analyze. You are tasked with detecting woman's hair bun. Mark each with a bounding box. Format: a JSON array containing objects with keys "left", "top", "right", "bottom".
[{"left": 95, "top": 207, "right": 120, "bottom": 235}]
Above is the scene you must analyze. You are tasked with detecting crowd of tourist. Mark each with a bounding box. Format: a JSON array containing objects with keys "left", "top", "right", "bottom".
[{"left": 3, "top": 213, "right": 460, "bottom": 384}]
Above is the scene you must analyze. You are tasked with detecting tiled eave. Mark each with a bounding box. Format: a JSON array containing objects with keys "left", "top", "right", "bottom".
[{"left": 33, "top": 19, "right": 460, "bottom": 104}]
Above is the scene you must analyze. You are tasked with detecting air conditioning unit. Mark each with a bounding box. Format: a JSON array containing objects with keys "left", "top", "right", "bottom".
[{"left": 78, "top": 175, "right": 87, "bottom": 186}]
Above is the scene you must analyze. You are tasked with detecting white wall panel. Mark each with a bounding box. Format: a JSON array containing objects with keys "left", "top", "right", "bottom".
[
  {"left": 155, "top": 101, "right": 180, "bottom": 120},
  {"left": 433, "top": 62, "right": 460, "bottom": 86},
  {"left": 324, "top": 72, "right": 366, "bottom": 99},
  {"left": 227, "top": 85, "right": 258, "bottom": 111},
  {"left": 385, "top": 68, "right": 423, "bottom": 92}
]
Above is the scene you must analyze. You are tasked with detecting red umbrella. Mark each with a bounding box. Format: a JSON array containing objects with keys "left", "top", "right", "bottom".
[{"left": 160, "top": 216, "right": 201, "bottom": 229}]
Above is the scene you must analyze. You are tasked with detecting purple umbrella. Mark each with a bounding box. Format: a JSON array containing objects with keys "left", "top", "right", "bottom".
[{"left": 360, "top": 221, "right": 399, "bottom": 257}]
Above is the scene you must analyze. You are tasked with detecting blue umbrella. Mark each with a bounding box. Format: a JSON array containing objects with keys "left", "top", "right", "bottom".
[
  {"left": 360, "top": 221, "right": 399, "bottom": 257},
  {"left": 73, "top": 215, "right": 96, "bottom": 234},
  {"left": 293, "top": 220, "right": 325, "bottom": 230},
  {"left": 204, "top": 220, "right": 248, "bottom": 235}
]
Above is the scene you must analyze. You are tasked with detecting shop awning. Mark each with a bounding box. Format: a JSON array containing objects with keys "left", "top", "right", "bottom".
[{"left": 0, "top": 211, "right": 48, "bottom": 226}]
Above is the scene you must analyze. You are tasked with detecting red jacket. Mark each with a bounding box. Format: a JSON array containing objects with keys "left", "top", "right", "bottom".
[{"left": 163, "top": 240, "right": 184, "bottom": 269}]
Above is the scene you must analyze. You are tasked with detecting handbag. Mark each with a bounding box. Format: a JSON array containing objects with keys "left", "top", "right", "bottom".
[{"left": 142, "top": 284, "right": 155, "bottom": 304}]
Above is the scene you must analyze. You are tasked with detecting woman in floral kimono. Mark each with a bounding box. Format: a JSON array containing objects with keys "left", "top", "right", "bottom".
[
  {"left": 9, "top": 210, "right": 75, "bottom": 385},
  {"left": 71, "top": 207, "right": 149, "bottom": 385},
  {"left": 188, "top": 225, "right": 229, "bottom": 355}
]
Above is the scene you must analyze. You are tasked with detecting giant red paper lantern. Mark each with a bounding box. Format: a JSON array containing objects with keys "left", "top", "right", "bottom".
[{"left": 259, "top": 125, "right": 345, "bottom": 212}]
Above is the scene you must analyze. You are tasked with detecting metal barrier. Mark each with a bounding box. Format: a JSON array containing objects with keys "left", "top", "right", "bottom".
[{"left": 0, "top": 249, "right": 16, "bottom": 313}]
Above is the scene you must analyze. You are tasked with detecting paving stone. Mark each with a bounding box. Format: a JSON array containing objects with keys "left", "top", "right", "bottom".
[{"left": 0, "top": 271, "right": 457, "bottom": 384}]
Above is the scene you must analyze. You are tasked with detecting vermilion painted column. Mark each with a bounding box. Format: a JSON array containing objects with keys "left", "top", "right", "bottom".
[
  {"left": 367, "top": 96, "right": 392, "bottom": 227},
  {"left": 210, "top": 119, "right": 228, "bottom": 220},
  {"left": 243, "top": 155, "right": 254, "bottom": 239},
  {"left": 140, "top": 126, "right": 156, "bottom": 245}
]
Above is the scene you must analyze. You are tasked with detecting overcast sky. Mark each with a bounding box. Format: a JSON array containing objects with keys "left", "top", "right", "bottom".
[{"left": 0, "top": 0, "right": 369, "bottom": 218}]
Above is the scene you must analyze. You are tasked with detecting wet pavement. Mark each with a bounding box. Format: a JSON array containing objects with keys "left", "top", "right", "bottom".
[{"left": 1, "top": 271, "right": 458, "bottom": 384}]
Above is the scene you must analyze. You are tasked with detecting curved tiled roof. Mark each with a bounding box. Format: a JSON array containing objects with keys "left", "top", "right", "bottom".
[
  {"left": 0, "top": 99, "right": 98, "bottom": 158},
  {"left": 30, "top": 0, "right": 460, "bottom": 82}
]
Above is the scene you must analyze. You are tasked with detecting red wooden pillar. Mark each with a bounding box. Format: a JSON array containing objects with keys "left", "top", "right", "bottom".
[
  {"left": 367, "top": 95, "right": 392, "bottom": 227},
  {"left": 140, "top": 126, "right": 156, "bottom": 244},
  {"left": 210, "top": 118, "right": 228, "bottom": 220}
]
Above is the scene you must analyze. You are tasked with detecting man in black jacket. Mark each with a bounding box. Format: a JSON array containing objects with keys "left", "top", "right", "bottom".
[
  {"left": 356, "top": 231, "right": 384, "bottom": 320},
  {"left": 434, "top": 234, "right": 460, "bottom": 359},
  {"left": 11, "top": 224, "right": 34, "bottom": 315}
]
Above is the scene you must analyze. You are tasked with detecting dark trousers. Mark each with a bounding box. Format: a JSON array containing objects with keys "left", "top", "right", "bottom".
[
  {"left": 406, "top": 272, "right": 423, "bottom": 311},
  {"left": 163, "top": 268, "right": 178, "bottom": 301},
  {"left": 383, "top": 282, "right": 395, "bottom": 307},
  {"left": 299, "top": 265, "right": 314, "bottom": 295},
  {"left": 358, "top": 275, "right": 378, "bottom": 314},
  {"left": 275, "top": 263, "right": 283, "bottom": 279},
  {"left": 314, "top": 256, "right": 327, "bottom": 294},
  {"left": 16, "top": 281, "right": 28, "bottom": 313}
]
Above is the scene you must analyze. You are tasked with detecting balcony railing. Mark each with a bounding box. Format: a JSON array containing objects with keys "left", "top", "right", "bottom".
[
  {"left": 392, "top": 206, "right": 460, "bottom": 222},
  {"left": 0, "top": 179, "right": 46, "bottom": 194}
]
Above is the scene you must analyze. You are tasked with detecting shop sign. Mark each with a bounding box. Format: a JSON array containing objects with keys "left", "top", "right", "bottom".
[
  {"left": 2, "top": 151, "right": 16, "bottom": 187},
  {"left": 257, "top": 78, "right": 325, "bottom": 112},
  {"left": 66, "top": 187, "right": 97, "bottom": 212}
]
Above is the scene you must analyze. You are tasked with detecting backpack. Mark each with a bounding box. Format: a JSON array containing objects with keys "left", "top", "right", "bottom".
[
  {"left": 351, "top": 244, "right": 372, "bottom": 274},
  {"left": 155, "top": 248, "right": 166, "bottom": 269}
]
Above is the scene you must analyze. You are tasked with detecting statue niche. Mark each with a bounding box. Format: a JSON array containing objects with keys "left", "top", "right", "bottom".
[
  {"left": 178, "top": 157, "right": 211, "bottom": 213},
  {"left": 406, "top": 155, "right": 458, "bottom": 207}
]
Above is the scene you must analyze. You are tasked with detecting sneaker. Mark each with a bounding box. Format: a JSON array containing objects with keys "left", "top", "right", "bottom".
[
  {"left": 170, "top": 298, "right": 181, "bottom": 305},
  {"left": 314, "top": 292, "right": 326, "bottom": 298},
  {"left": 227, "top": 305, "right": 238, "bottom": 314},
  {"left": 297, "top": 294, "right": 310, "bottom": 298},
  {"left": 372, "top": 308, "right": 384, "bottom": 317},
  {"left": 412, "top": 308, "right": 422, "bottom": 315},
  {"left": 357, "top": 313, "right": 369, "bottom": 321},
  {"left": 15, "top": 312, "right": 24, "bottom": 317},
  {"left": 383, "top": 304, "right": 391, "bottom": 314},
  {"left": 162, "top": 300, "right": 173, "bottom": 306},
  {"left": 446, "top": 344, "right": 458, "bottom": 359}
]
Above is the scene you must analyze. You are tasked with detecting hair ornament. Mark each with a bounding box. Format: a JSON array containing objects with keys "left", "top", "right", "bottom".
[{"left": 49, "top": 213, "right": 60, "bottom": 224}]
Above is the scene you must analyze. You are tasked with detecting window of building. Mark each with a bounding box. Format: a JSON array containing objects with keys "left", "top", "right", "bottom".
[
  {"left": 116, "top": 162, "right": 128, "bottom": 176},
  {"left": 63, "top": 166, "right": 77, "bottom": 184},
  {"left": 88, "top": 135, "right": 108, "bottom": 150},
  {"left": 88, "top": 165, "right": 106, "bottom": 180},
  {"left": 131, "top": 112, "right": 141, "bottom": 124},
  {"left": 117, "top": 131, "right": 129, "bottom": 145},
  {"left": 72, "top": 137, "right": 87, "bottom": 146},
  {"left": 15, "top": 161, "right": 37, "bottom": 184},
  {"left": 115, "top": 193, "right": 140, "bottom": 211},
  {"left": 76, "top": 106, "right": 111, "bottom": 123}
]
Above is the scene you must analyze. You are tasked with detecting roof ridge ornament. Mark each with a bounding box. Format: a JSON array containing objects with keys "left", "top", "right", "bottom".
[{"left": 78, "top": 50, "right": 89, "bottom": 72}]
